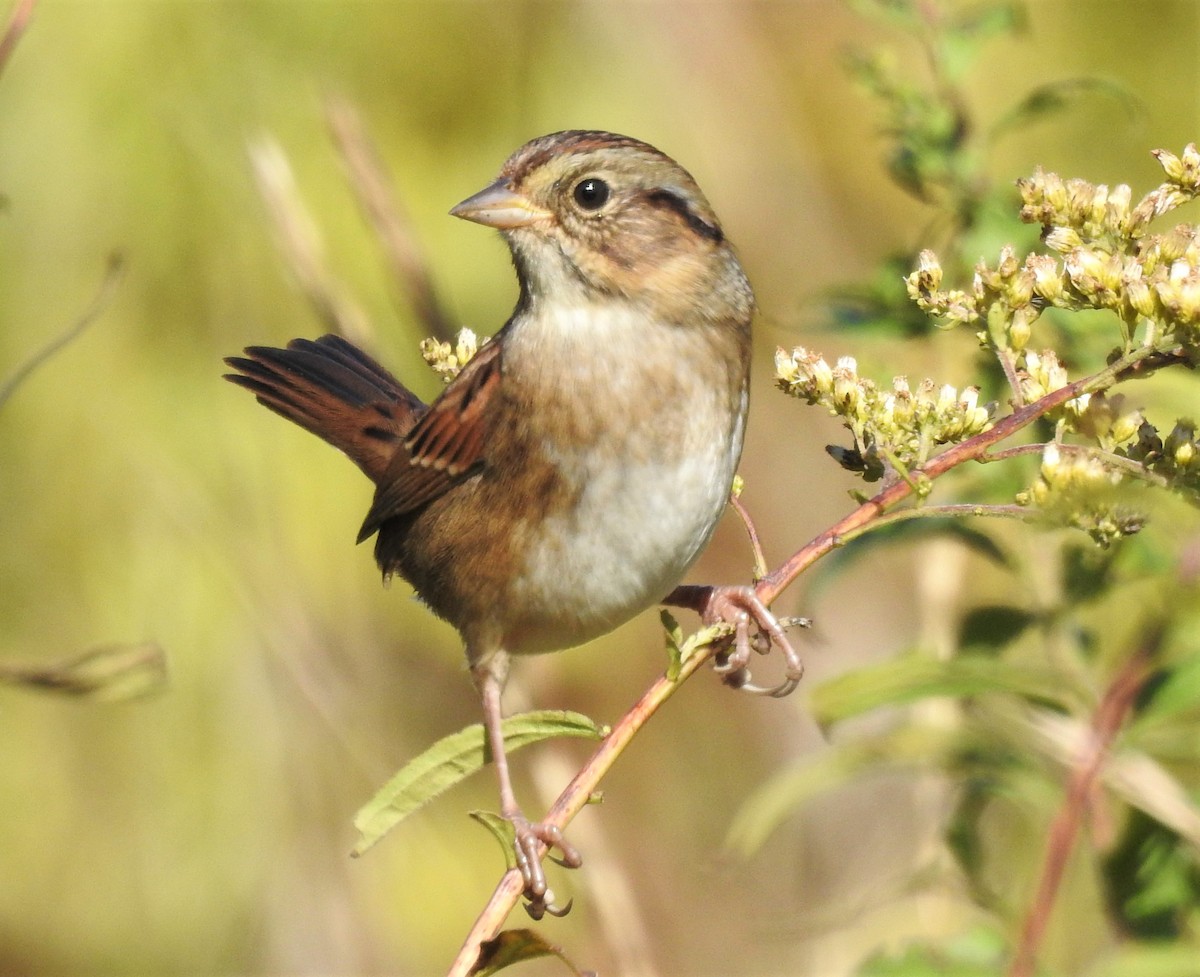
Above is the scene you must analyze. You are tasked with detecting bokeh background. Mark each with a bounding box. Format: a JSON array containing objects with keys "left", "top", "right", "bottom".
[{"left": 1, "top": 1, "right": 1197, "bottom": 975}]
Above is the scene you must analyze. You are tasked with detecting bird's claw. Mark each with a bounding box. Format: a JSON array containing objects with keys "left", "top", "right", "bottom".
[
  {"left": 507, "top": 814, "right": 581, "bottom": 919},
  {"left": 702, "top": 586, "right": 808, "bottom": 697}
]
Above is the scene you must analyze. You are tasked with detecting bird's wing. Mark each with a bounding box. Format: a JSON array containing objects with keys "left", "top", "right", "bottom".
[{"left": 357, "top": 336, "right": 502, "bottom": 541}]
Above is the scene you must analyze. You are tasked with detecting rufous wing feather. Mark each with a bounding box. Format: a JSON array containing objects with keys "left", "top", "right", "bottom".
[
  {"left": 224, "top": 334, "right": 425, "bottom": 484},
  {"left": 357, "top": 336, "right": 502, "bottom": 541}
]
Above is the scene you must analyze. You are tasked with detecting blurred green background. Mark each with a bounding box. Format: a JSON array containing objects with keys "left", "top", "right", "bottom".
[{"left": 1, "top": 1, "right": 1197, "bottom": 975}]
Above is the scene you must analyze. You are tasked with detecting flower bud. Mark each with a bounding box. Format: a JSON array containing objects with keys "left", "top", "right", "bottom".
[
  {"left": 1125, "top": 278, "right": 1157, "bottom": 319},
  {"left": 936, "top": 383, "right": 958, "bottom": 413},
  {"left": 1166, "top": 421, "right": 1198, "bottom": 468},
  {"left": 1067, "top": 178, "right": 1096, "bottom": 221},
  {"left": 907, "top": 250, "right": 943, "bottom": 300},
  {"left": 1026, "top": 254, "right": 1064, "bottom": 302},
  {"left": 832, "top": 360, "right": 861, "bottom": 412},
  {"left": 996, "top": 245, "right": 1019, "bottom": 279},
  {"left": 1045, "top": 227, "right": 1084, "bottom": 253},
  {"left": 1156, "top": 261, "right": 1200, "bottom": 326},
  {"left": 1040, "top": 442, "right": 1063, "bottom": 481},
  {"left": 1182, "top": 143, "right": 1200, "bottom": 187},
  {"left": 1106, "top": 183, "right": 1132, "bottom": 233},
  {"left": 1088, "top": 183, "right": 1110, "bottom": 228},
  {"left": 1110, "top": 407, "right": 1143, "bottom": 445},
  {"left": 1154, "top": 148, "right": 1185, "bottom": 183}
]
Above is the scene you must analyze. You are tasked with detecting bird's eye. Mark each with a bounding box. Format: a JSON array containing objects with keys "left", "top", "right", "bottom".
[{"left": 572, "top": 177, "right": 610, "bottom": 211}]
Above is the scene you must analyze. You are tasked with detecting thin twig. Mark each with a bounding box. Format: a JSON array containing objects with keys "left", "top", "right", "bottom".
[
  {"left": 0, "top": 0, "right": 35, "bottom": 80},
  {"left": 0, "top": 252, "right": 124, "bottom": 413},
  {"left": 995, "top": 347, "right": 1026, "bottom": 408},
  {"left": 983, "top": 441, "right": 1172, "bottom": 488},
  {"left": 1006, "top": 628, "right": 1160, "bottom": 977},
  {"left": 837, "top": 502, "right": 1033, "bottom": 541},
  {"left": 326, "top": 96, "right": 455, "bottom": 342},
  {"left": 729, "top": 490, "right": 769, "bottom": 580}
]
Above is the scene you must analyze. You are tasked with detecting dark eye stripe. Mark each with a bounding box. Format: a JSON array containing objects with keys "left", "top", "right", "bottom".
[{"left": 643, "top": 189, "right": 723, "bottom": 243}]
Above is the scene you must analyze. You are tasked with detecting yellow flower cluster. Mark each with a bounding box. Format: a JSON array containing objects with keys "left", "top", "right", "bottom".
[
  {"left": 1018, "top": 443, "right": 1144, "bottom": 547},
  {"left": 419, "top": 328, "right": 486, "bottom": 382},
  {"left": 907, "top": 145, "right": 1200, "bottom": 350},
  {"left": 775, "top": 346, "right": 992, "bottom": 476}
]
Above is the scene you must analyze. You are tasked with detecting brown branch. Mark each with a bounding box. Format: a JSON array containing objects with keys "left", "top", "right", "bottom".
[
  {"left": 1006, "top": 628, "right": 1160, "bottom": 977},
  {"left": 446, "top": 642, "right": 718, "bottom": 977}
]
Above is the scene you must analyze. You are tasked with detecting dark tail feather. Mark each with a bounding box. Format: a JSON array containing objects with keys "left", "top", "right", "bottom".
[{"left": 224, "top": 334, "right": 425, "bottom": 483}]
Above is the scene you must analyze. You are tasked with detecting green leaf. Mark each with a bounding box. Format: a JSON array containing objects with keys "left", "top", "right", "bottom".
[
  {"left": 947, "top": 1, "right": 1025, "bottom": 41},
  {"left": 1102, "top": 809, "right": 1200, "bottom": 939},
  {"left": 811, "top": 653, "right": 1072, "bottom": 726},
  {"left": 661, "top": 609, "right": 684, "bottom": 681},
  {"left": 0, "top": 642, "right": 168, "bottom": 702},
  {"left": 352, "top": 710, "right": 603, "bottom": 856},
  {"left": 470, "top": 928, "right": 590, "bottom": 977},
  {"left": 957, "top": 605, "right": 1038, "bottom": 651},
  {"left": 660, "top": 609, "right": 733, "bottom": 677},
  {"left": 470, "top": 810, "right": 523, "bottom": 872}
]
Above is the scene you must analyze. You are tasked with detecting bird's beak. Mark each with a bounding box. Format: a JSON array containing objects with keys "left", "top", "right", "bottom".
[{"left": 450, "top": 180, "right": 553, "bottom": 229}]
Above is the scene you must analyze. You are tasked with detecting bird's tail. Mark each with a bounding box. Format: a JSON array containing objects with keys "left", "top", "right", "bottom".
[{"left": 224, "top": 334, "right": 426, "bottom": 484}]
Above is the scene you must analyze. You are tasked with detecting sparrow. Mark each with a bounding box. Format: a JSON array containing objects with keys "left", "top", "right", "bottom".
[{"left": 225, "top": 130, "right": 802, "bottom": 915}]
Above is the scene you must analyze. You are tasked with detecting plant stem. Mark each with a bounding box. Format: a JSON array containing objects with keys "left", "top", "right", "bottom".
[
  {"left": 836, "top": 502, "right": 1032, "bottom": 544},
  {"left": 983, "top": 442, "right": 1172, "bottom": 488},
  {"left": 1006, "top": 628, "right": 1159, "bottom": 977},
  {"left": 730, "top": 491, "right": 769, "bottom": 580}
]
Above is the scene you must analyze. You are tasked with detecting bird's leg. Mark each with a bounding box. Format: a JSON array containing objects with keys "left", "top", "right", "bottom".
[
  {"left": 664, "top": 584, "right": 807, "bottom": 697},
  {"left": 474, "top": 659, "right": 581, "bottom": 919}
]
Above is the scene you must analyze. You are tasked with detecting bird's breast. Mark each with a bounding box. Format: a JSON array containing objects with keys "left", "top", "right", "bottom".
[{"left": 493, "top": 300, "right": 749, "bottom": 652}]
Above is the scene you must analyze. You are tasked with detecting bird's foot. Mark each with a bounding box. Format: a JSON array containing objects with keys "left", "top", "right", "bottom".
[
  {"left": 669, "top": 584, "right": 808, "bottom": 696},
  {"left": 507, "top": 813, "right": 582, "bottom": 919}
]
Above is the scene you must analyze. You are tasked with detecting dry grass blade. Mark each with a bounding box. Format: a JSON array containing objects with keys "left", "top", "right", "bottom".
[
  {"left": 247, "top": 135, "right": 372, "bottom": 346},
  {"left": 326, "top": 95, "right": 454, "bottom": 341},
  {"left": 0, "top": 641, "right": 167, "bottom": 701}
]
